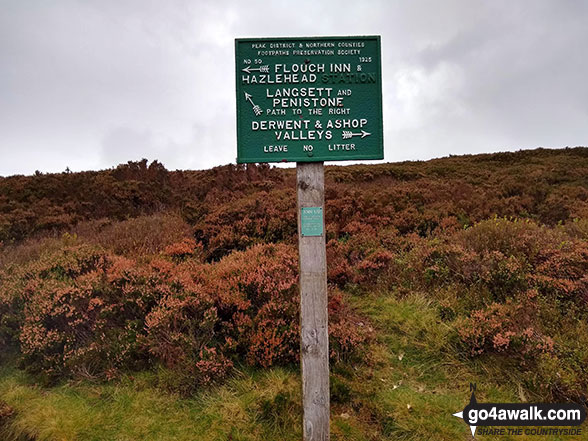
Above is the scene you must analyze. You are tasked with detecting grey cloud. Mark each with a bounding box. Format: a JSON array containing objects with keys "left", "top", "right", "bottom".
[{"left": 0, "top": 0, "right": 587, "bottom": 176}]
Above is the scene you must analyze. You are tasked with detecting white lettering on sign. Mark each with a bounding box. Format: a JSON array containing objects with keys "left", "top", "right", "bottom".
[
  {"left": 272, "top": 97, "right": 343, "bottom": 109},
  {"left": 274, "top": 63, "right": 325, "bottom": 73},
  {"left": 328, "top": 143, "right": 356, "bottom": 151},
  {"left": 337, "top": 49, "right": 361, "bottom": 55},
  {"left": 252, "top": 120, "right": 311, "bottom": 131},
  {"left": 266, "top": 108, "right": 286, "bottom": 115},
  {"left": 330, "top": 64, "right": 351, "bottom": 72},
  {"left": 292, "top": 49, "right": 334, "bottom": 56},
  {"left": 329, "top": 108, "right": 350, "bottom": 115},
  {"left": 242, "top": 74, "right": 317, "bottom": 84},
  {"left": 338, "top": 41, "right": 365, "bottom": 48},
  {"left": 266, "top": 88, "right": 333, "bottom": 97},
  {"left": 269, "top": 42, "right": 295, "bottom": 48},
  {"left": 276, "top": 131, "right": 332, "bottom": 141},
  {"left": 257, "top": 50, "right": 290, "bottom": 56},
  {"left": 266, "top": 87, "right": 343, "bottom": 110},
  {"left": 264, "top": 145, "right": 288, "bottom": 153},
  {"left": 326, "top": 119, "right": 368, "bottom": 129},
  {"left": 306, "top": 42, "right": 335, "bottom": 48}
]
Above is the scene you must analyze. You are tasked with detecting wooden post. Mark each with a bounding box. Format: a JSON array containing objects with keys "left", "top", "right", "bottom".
[{"left": 297, "top": 162, "right": 330, "bottom": 441}]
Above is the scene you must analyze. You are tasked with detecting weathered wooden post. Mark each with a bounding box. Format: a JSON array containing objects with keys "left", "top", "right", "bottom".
[
  {"left": 235, "top": 35, "right": 383, "bottom": 441},
  {"left": 297, "top": 162, "right": 329, "bottom": 440}
]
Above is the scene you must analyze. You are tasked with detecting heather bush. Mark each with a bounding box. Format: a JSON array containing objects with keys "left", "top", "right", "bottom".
[
  {"left": 68, "top": 212, "right": 193, "bottom": 257},
  {"left": 200, "top": 243, "right": 301, "bottom": 367},
  {"left": 11, "top": 246, "right": 215, "bottom": 384},
  {"left": 326, "top": 222, "right": 401, "bottom": 289},
  {"left": 533, "top": 328, "right": 588, "bottom": 401},
  {"left": 530, "top": 239, "right": 588, "bottom": 308},
  {"left": 162, "top": 238, "right": 204, "bottom": 262},
  {"left": 0, "top": 241, "right": 370, "bottom": 390},
  {"left": 201, "top": 243, "right": 369, "bottom": 367},
  {"left": 194, "top": 190, "right": 297, "bottom": 261},
  {"left": 457, "top": 294, "right": 554, "bottom": 358},
  {"left": 15, "top": 246, "right": 158, "bottom": 381},
  {"left": 403, "top": 218, "right": 587, "bottom": 306},
  {"left": 393, "top": 216, "right": 588, "bottom": 400},
  {"left": 0, "top": 234, "right": 78, "bottom": 270},
  {"left": 142, "top": 243, "right": 370, "bottom": 394},
  {"left": 0, "top": 272, "right": 25, "bottom": 358},
  {"left": 142, "top": 261, "right": 229, "bottom": 392}
]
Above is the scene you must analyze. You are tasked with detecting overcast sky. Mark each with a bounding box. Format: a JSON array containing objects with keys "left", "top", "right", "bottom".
[{"left": 1, "top": 0, "right": 587, "bottom": 176}]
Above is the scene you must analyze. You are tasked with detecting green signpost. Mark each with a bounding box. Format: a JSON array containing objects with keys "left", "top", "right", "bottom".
[
  {"left": 235, "top": 36, "right": 383, "bottom": 441},
  {"left": 235, "top": 36, "right": 383, "bottom": 163}
]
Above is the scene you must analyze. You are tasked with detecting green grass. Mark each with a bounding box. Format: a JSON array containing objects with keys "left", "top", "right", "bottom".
[
  {"left": 1, "top": 291, "right": 586, "bottom": 440},
  {"left": 345, "top": 291, "right": 587, "bottom": 440},
  {"left": 0, "top": 366, "right": 302, "bottom": 441}
]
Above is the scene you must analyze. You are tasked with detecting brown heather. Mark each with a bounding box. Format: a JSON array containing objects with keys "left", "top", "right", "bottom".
[{"left": 0, "top": 147, "right": 587, "bottom": 400}]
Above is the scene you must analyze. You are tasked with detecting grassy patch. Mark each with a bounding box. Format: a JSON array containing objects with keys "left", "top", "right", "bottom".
[
  {"left": 0, "top": 366, "right": 302, "bottom": 441},
  {"left": 345, "top": 291, "right": 586, "bottom": 440}
]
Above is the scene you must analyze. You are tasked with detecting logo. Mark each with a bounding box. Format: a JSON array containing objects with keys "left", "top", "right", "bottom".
[{"left": 452, "top": 384, "right": 586, "bottom": 437}]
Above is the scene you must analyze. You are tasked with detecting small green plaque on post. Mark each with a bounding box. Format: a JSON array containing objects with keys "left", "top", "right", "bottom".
[
  {"left": 301, "top": 207, "right": 323, "bottom": 236},
  {"left": 235, "top": 36, "right": 383, "bottom": 163}
]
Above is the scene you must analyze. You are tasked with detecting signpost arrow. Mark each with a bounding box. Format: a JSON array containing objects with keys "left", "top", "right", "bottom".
[
  {"left": 244, "top": 92, "right": 263, "bottom": 116},
  {"left": 242, "top": 65, "right": 270, "bottom": 74},
  {"left": 342, "top": 130, "right": 371, "bottom": 139}
]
